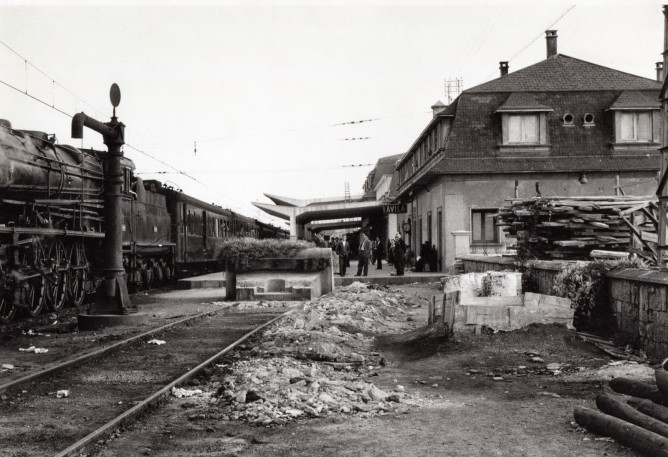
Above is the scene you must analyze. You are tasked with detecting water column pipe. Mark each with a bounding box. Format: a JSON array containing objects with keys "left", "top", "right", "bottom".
[{"left": 71, "top": 84, "right": 131, "bottom": 314}]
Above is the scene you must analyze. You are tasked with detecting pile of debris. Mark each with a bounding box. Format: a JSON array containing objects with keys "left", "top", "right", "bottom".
[
  {"left": 574, "top": 367, "right": 668, "bottom": 455},
  {"left": 497, "top": 195, "right": 658, "bottom": 261},
  {"left": 215, "top": 356, "right": 406, "bottom": 426},
  {"left": 211, "top": 282, "right": 420, "bottom": 425}
]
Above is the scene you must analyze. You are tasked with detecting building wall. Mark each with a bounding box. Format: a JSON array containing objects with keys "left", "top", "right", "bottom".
[{"left": 410, "top": 171, "right": 658, "bottom": 270}]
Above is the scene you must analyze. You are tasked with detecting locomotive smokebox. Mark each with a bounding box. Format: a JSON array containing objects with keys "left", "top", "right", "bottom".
[{"left": 72, "top": 84, "right": 135, "bottom": 320}]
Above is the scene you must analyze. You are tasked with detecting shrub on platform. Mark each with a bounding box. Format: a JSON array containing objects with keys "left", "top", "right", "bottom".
[{"left": 219, "top": 238, "right": 315, "bottom": 267}]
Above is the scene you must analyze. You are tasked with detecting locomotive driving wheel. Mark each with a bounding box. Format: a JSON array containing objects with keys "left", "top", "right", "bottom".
[
  {"left": 44, "top": 240, "right": 67, "bottom": 312},
  {"left": 0, "top": 261, "right": 17, "bottom": 323},
  {"left": 67, "top": 241, "right": 88, "bottom": 307},
  {"left": 18, "top": 241, "right": 45, "bottom": 317},
  {"left": 0, "top": 289, "right": 16, "bottom": 323}
]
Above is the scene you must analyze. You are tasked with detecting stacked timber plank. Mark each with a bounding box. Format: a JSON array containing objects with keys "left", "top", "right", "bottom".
[
  {"left": 497, "top": 196, "right": 658, "bottom": 261},
  {"left": 574, "top": 369, "right": 668, "bottom": 456}
]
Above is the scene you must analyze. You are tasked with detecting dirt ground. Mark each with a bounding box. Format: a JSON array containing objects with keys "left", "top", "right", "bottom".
[{"left": 90, "top": 283, "right": 647, "bottom": 457}]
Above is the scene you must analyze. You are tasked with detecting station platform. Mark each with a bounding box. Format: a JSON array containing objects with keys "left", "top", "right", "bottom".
[
  {"left": 335, "top": 260, "right": 444, "bottom": 286},
  {"left": 177, "top": 260, "right": 444, "bottom": 290}
]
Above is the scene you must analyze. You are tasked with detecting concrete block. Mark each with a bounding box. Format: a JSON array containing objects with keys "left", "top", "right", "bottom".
[
  {"left": 236, "top": 288, "right": 255, "bottom": 300},
  {"left": 462, "top": 296, "right": 523, "bottom": 307},
  {"left": 464, "top": 305, "right": 510, "bottom": 327}
]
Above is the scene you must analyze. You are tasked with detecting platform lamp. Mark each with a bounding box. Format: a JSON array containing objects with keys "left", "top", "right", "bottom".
[{"left": 71, "top": 83, "right": 132, "bottom": 314}]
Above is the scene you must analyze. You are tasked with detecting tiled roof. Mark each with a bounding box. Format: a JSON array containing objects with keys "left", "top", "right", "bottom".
[
  {"left": 468, "top": 55, "right": 662, "bottom": 93},
  {"left": 394, "top": 53, "right": 662, "bottom": 199},
  {"left": 495, "top": 92, "right": 553, "bottom": 112},
  {"left": 363, "top": 153, "right": 405, "bottom": 198},
  {"left": 435, "top": 90, "right": 661, "bottom": 159},
  {"left": 608, "top": 90, "right": 660, "bottom": 110},
  {"left": 430, "top": 155, "right": 660, "bottom": 174}
]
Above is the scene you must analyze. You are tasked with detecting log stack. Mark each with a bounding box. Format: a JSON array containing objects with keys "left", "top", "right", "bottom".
[
  {"left": 497, "top": 196, "right": 659, "bottom": 262},
  {"left": 574, "top": 369, "right": 668, "bottom": 456}
]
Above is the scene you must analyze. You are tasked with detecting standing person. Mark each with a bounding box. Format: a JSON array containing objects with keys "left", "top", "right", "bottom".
[
  {"left": 374, "top": 236, "right": 384, "bottom": 270},
  {"left": 388, "top": 239, "right": 395, "bottom": 266},
  {"left": 355, "top": 232, "right": 372, "bottom": 277},
  {"left": 392, "top": 232, "right": 406, "bottom": 276},
  {"left": 371, "top": 237, "right": 379, "bottom": 265},
  {"left": 336, "top": 235, "right": 351, "bottom": 277}
]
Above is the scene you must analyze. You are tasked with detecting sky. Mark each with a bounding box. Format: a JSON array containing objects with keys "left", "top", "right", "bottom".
[{"left": 0, "top": 0, "right": 664, "bottom": 228}]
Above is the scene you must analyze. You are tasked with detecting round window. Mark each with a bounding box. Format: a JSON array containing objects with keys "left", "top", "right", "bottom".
[
  {"left": 563, "top": 113, "right": 574, "bottom": 125},
  {"left": 584, "top": 113, "right": 595, "bottom": 124}
]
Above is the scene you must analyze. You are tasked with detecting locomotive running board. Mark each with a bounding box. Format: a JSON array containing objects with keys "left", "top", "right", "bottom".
[{"left": 0, "top": 227, "right": 104, "bottom": 238}]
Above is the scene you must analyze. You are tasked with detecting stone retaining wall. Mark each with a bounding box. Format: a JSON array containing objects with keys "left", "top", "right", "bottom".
[{"left": 607, "top": 269, "right": 668, "bottom": 357}]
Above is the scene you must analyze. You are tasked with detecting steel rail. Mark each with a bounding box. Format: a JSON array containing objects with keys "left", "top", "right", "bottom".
[
  {"left": 54, "top": 307, "right": 294, "bottom": 457},
  {"left": 0, "top": 304, "right": 237, "bottom": 392}
]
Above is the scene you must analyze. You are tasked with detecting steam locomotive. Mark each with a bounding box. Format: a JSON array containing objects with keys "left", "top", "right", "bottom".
[{"left": 0, "top": 119, "right": 286, "bottom": 323}]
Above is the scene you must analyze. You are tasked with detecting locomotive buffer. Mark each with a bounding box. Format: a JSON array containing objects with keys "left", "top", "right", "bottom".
[{"left": 71, "top": 84, "right": 139, "bottom": 322}]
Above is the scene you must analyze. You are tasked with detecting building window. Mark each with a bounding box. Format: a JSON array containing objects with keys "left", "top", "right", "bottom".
[
  {"left": 427, "top": 211, "right": 432, "bottom": 244},
  {"left": 620, "top": 112, "right": 652, "bottom": 142},
  {"left": 583, "top": 113, "right": 595, "bottom": 126},
  {"left": 508, "top": 114, "right": 539, "bottom": 143},
  {"left": 471, "top": 209, "right": 499, "bottom": 244}
]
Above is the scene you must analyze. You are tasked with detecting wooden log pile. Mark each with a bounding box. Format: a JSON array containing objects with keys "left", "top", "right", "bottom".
[
  {"left": 574, "top": 369, "right": 668, "bottom": 456},
  {"left": 497, "top": 195, "right": 659, "bottom": 262}
]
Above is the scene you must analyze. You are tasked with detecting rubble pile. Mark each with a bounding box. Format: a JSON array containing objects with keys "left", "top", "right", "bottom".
[
  {"left": 213, "top": 282, "right": 419, "bottom": 425},
  {"left": 255, "top": 282, "right": 416, "bottom": 363},
  {"left": 216, "top": 356, "right": 407, "bottom": 426},
  {"left": 497, "top": 195, "right": 657, "bottom": 260}
]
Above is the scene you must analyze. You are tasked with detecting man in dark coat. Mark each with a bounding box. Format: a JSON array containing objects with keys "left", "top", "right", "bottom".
[
  {"left": 373, "top": 237, "right": 384, "bottom": 269},
  {"left": 392, "top": 232, "right": 406, "bottom": 276},
  {"left": 355, "top": 232, "right": 372, "bottom": 277},
  {"left": 336, "top": 235, "right": 351, "bottom": 276}
]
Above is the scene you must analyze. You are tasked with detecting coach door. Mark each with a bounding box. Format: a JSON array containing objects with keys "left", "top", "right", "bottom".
[
  {"left": 202, "top": 211, "right": 208, "bottom": 253},
  {"left": 182, "top": 204, "right": 188, "bottom": 261}
]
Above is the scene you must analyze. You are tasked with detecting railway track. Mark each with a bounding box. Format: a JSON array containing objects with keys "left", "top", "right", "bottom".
[{"left": 0, "top": 306, "right": 292, "bottom": 456}]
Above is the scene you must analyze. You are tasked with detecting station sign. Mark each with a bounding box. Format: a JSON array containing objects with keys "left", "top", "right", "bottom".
[{"left": 382, "top": 204, "right": 407, "bottom": 214}]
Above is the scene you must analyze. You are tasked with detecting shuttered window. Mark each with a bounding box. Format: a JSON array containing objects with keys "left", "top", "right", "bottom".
[
  {"left": 620, "top": 112, "right": 652, "bottom": 142},
  {"left": 508, "top": 114, "right": 539, "bottom": 143}
]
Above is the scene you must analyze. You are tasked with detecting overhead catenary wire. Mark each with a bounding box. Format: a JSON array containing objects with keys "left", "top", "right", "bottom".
[
  {"left": 0, "top": 75, "right": 265, "bottom": 220},
  {"left": 1, "top": 33, "right": 426, "bottom": 149},
  {"left": 476, "top": 4, "right": 576, "bottom": 84},
  {"left": 136, "top": 162, "right": 374, "bottom": 175}
]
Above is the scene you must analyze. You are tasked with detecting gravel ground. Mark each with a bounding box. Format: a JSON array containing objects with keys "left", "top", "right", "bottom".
[{"left": 89, "top": 283, "right": 648, "bottom": 457}]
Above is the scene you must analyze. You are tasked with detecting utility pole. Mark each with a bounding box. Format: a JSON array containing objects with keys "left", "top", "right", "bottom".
[
  {"left": 444, "top": 77, "right": 463, "bottom": 104},
  {"left": 659, "top": 6, "right": 668, "bottom": 266}
]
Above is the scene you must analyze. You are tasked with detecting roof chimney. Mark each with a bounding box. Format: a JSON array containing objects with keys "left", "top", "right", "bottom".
[
  {"left": 545, "top": 30, "right": 558, "bottom": 58},
  {"left": 657, "top": 62, "right": 664, "bottom": 82},
  {"left": 499, "top": 61, "right": 509, "bottom": 77},
  {"left": 431, "top": 100, "right": 446, "bottom": 118}
]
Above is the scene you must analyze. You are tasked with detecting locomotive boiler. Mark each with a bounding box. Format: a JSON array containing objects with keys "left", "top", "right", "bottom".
[{"left": 0, "top": 119, "right": 286, "bottom": 323}]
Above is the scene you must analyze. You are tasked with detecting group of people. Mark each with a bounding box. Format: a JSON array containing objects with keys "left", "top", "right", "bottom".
[{"left": 330, "top": 232, "right": 407, "bottom": 277}]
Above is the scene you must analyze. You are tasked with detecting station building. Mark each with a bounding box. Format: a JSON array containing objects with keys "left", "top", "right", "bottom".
[
  {"left": 393, "top": 31, "right": 663, "bottom": 272},
  {"left": 253, "top": 153, "right": 403, "bottom": 246},
  {"left": 256, "top": 31, "right": 663, "bottom": 272}
]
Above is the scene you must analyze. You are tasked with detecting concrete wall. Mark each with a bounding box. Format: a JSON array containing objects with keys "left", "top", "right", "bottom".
[
  {"left": 408, "top": 171, "right": 657, "bottom": 271},
  {"left": 459, "top": 254, "right": 668, "bottom": 359}
]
